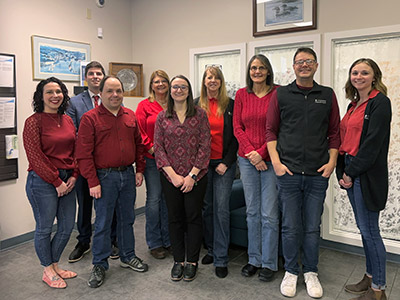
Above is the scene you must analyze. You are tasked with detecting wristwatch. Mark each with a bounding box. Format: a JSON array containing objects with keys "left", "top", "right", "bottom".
[{"left": 189, "top": 172, "right": 198, "bottom": 181}]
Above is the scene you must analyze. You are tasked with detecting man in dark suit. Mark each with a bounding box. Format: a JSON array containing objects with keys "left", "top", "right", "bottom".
[{"left": 67, "top": 61, "right": 119, "bottom": 262}]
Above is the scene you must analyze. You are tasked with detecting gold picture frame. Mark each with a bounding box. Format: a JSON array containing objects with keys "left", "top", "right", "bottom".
[{"left": 109, "top": 62, "right": 144, "bottom": 97}]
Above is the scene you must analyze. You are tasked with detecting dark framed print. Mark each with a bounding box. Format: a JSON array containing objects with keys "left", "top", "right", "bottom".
[
  {"left": 109, "top": 62, "right": 144, "bottom": 97},
  {"left": 253, "top": 0, "right": 317, "bottom": 37}
]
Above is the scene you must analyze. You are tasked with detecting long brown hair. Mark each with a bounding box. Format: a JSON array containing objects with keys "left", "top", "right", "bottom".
[
  {"left": 199, "top": 66, "right": 229, "bottom": 116},
  {"left": 246, "top": 54, "right": 274, "bottom": 93},
  {"left": 165, "top": 75, "right": 196, "bottom": 118},
  {"left": 345, "top": 58, "right": 387, "bottom": 101}
]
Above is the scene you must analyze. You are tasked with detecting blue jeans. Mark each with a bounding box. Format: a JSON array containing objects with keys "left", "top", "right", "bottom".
[
  {"left": 75, "top": 175, "right": 118, "bottom": 246},
  {"left": 144, "top": 157, "right": 170, "bottom": 250},
  {"left": 238, "top": 157, "right": 279, "bottom": 270},
  {"left": 92, "top": 166, "right": 137, "bottom": 269},
  {"left": 345, "top": 156, "right": 386, "bottom": 288},
  {"left": 203, "top": 159, "right": 236, "bottom": 267},
  {"left": 26, "top": 170, "right": 76, "bottom": 267},
  {"left": 277, "top": 173, "right": 328, "bottom": 275}
]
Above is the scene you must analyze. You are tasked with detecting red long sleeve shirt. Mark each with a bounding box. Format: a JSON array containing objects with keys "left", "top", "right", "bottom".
[
  {"left": 339, "top": 89, "right": 379, "bottom": 156},
  {"left": 23, "top": 113, "right": 78, "bottom": 187},
  {"left": 75, "top": 104, "right": 146, "bottom": 188},
  {"left": 208, "top": 98, "right": 224, "bottom": 159},
  {"left": 135, "top": 98, "right": 164, "bottom": 159},
  {"left": 233, "top": 86, "right": 277, "bottom": 161}
]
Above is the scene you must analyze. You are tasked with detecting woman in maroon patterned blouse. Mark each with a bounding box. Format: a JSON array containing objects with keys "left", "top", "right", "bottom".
[
  {"left": 154, "top": 75, "right": 211, "bottom": 282},
  {"left": 23, "top": 77, "right": 78, "bottom": 289}
]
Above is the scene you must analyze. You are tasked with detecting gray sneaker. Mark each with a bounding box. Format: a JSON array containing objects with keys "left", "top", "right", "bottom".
[
  {"left": 120, "top": 256, "right": 148, "bottom": 272},
  {"left": 88, "top": 265, "right": 106, "bottom": 288}
]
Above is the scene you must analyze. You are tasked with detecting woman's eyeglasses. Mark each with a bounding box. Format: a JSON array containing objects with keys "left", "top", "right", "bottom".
[{"left": 171, "top": 85, "right": 189, "bottom": 91}]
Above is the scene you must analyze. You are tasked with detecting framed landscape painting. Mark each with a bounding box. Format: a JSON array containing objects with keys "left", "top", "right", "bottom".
[{"left": 31, "top": 35, "right": 91, "bottom": 81}]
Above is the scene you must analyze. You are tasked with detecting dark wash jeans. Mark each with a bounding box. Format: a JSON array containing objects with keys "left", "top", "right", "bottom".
[
  {"left": 144, "top": 157, "right": 170, "bottom": 250},
  {"left": 277, "top": 172, "right": 328, "bottom": 275},
  {"left": 92, "top": 166, "right": 137, "bottom": 269},
  {"left": 202, "top": 159, "right": 236, "bottom": 267}
]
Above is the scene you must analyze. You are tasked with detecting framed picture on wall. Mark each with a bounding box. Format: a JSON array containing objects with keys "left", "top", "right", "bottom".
[
  {"left": 109, "top": 62, "right": 144, "bottom": 97},
  {"left": 189, "top": 43, "right": 246, "bottom": 99},
  {"left": 31, "top": 35, "right": 91, "bottom": 81},
  {"left": 253, "top": 0, "right": 317, "bottom": 37}
]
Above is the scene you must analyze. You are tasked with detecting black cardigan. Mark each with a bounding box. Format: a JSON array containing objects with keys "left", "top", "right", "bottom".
[
  {"left": 336, "top": 92, "right": 392, "bottom": 211},
  {"left": 194, "top": 97, "right": 238, "bottom": 168}
]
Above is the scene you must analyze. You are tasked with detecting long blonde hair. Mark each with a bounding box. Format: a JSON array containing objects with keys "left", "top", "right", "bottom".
[
  {"left": 148, "top": 70, "right": 170, "bottom": 102},
  {"left": 199, "top": 66, "right": 229, "bottom": 116}
]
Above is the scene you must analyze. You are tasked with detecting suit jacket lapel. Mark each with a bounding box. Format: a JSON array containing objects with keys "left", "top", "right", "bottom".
[{"left": 83, "top": 90, "right": 94, "bottom": 111}]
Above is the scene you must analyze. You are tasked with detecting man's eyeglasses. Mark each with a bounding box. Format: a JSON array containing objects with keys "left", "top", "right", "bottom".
[
  {"left": 171, "top": 85, "right": 189, "bottom": 91},
  {"left": 294, "top": 59, "right": 316, "bottom": 66}
]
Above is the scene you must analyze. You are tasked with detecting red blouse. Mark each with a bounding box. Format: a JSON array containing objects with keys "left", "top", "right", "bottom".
[
  {"left": 23, "top": 113, "right": 78, "bottom": 187},
  {"left": 136, "top": 98, "right": 164, "bottom": 159},
  {"left": 339, "top": 90, "right": 379, "bottom": 156},
  {"left": 208, "top": 98, "right": 224, "bottom": 159}
]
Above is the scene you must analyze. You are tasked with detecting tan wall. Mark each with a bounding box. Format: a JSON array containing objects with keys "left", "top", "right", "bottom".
[
  {"left": 132, "top": 0, "right": 400, "bottom": 88},
  {"left": 0, "top": 0, "right": 141, "bottom": 241},
  {"left": 1, "top": 0, "right": 400, "bottom": 243}
]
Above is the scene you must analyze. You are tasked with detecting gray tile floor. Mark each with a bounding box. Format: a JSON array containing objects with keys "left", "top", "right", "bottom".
[{"left": 1, "top": 214, "right": 399, "bottom": 300}]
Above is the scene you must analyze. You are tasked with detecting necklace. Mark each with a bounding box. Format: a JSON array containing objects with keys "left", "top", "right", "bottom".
[
  {"left": 48, "top": 113, "right": 61, "bottom": 127},
  {"left": 156, "top": 99, "right": 167, "bottom": 108}
]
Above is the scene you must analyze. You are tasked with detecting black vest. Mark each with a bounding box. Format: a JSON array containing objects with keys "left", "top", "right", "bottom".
[{"left": 276, "top": 81, "right": 333, "bottom": 175}]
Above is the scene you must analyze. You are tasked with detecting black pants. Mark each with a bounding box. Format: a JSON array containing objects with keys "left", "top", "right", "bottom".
[{"left": 160, "top": 174, "right": 207, "bottom": 263}]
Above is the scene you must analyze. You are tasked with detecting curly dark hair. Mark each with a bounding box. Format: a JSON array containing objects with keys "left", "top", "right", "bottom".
[{"left": 32, "top": 77, "right": 70, "bottom": 114}]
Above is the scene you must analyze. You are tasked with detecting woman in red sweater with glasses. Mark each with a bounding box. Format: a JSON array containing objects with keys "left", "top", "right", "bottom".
[{"left": 233, "top": 54, "right": 279, "bottom": 282}]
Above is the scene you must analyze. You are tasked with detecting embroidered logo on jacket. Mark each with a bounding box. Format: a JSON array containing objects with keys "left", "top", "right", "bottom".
[{"left": 314, "top": 99, "right": 326, "bottom": 104}]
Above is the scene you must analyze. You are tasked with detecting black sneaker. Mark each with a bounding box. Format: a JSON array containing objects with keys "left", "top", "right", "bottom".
[
  {"left": 171, "top": 262, "right": 184, "bottom": 281},
  {"left": 215, "top": 266, "right": 228, "bottom": 278},
  {"left": 183, "top": 263, "right": 198, "bottom": 282},
  {"left": 110, "top": 241, "right": 119, "bottom": 260},
  {"left": 241, "top": 264, "right": 259, "bottom": 277},
  {"left": 258, "top": 267, "right": 275, "bottom": 282},
  {"left": 88, "top": 265, "right": 106, "bottom": 288},
  {"left": 201, "top": 254, "right": 213, "bottom": 265},
  {"left": 120, "top": 256, "right": 148, "bottom": 272},
  {"left": 69, "top": 243, "right": 90, "bottom": 263}
]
